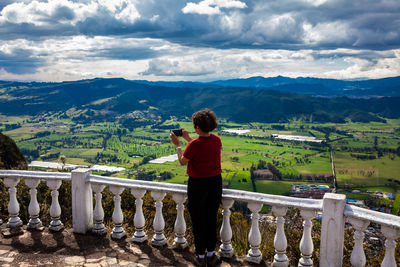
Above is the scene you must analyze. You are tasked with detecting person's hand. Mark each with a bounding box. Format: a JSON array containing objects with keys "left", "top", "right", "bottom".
[
  {"left": 181, "top": 128, "right": 191, "bottom": 142},
  {"left": 170, "top": 132, "right": 181, "bottom": 147}
]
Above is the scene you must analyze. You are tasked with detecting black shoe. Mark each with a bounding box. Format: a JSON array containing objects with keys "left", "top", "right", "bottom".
[
  {"left": 195, "top": 256, "right": 207, "bottom": 267},
  {"left": 207, "top": 253, "right": 221, "bottom": 267}
]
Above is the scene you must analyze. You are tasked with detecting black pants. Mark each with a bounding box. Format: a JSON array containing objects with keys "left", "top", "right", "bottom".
[{"left": 187, "top": 174, "right": 222, "bottom": 255}]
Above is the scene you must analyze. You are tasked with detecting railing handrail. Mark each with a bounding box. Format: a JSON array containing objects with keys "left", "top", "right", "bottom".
[
  {"left": 344, "top": 204, "right": 400, "bottom": 229},
  {"left": 89, "top": 175, "right": 323, "bottom": 210},
  {"left": 88, "top": 174, "right": 187, "bottom": 194},
  {"left": 1, "top": 169, "right": 399, "bottom": 229},
  {"left": 0, "top": 170, "right": 71, "bottom": 180},
  {"left": 222, "top": 189, "right": 323, "bottom": 210}
]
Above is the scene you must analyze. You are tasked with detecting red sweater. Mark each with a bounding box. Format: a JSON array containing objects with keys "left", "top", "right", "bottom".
[{"left": 183, "top": 134, "right": 222, "bottom": 178}]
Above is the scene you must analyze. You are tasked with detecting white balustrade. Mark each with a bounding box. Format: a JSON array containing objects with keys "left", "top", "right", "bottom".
[
  {"left": 25, "top": 178, "right": 42, "bottom": 230},
  {"left": 71, "top": 168, "right": 93, "bottom": 234},
  {"left": 131, "top": 188, "right": 147, "bottom": 242},
  {"left": 47, "top": 179, "right": 64, "bottom": 231},
  {"left": 381, "top": 225, "right": 400, "bottom": 267},
  {"left": 298, "top": 209, "right": 316, "bottom": 267},
  {"left": 219, "top": 198, "right": 234, "bottom": 258},
  {"left": 246, "top": 202, "right": 263, "bottom": 264},
  {"left": 172, "top": 193, "right": 187, "bottom": 249},
  {"left": 151, "top": 190, "right": 167, "bottom": 246},
  {"left": 92, "top": 184, "right": 106, "bottom": 235},
  {"left": 348, "top": 217, "right": 369, "bottom": 267},
  {"left": 320, "top": 193, "right": 346, "bottom": 267},
  {"left": 4, "top": 177, "right": 22, "bottom": 229},
  {"left": 1, "top": 170, "right": 400, "bottom": 266},
  {"left": 272, "top": 206, "right": 288, "bottom": 266},
  {"left": 109, "top": 185, "right": 126, "bottom": 239}
]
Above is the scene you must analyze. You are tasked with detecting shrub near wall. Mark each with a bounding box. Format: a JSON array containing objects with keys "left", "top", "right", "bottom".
[
  {"left": 393, "top": 194, "right": 400, "bottom": 216},
  {"left": 0, "top": 132, "right": 28, "bottom": 223}
]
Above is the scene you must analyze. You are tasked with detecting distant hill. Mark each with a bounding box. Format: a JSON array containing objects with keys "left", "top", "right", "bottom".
[
  {"left": 0, "top": 77, "right": 399, "bottom": 123},
  {"left": 135, "top": 76, "right": 400, "bottom": 97}
]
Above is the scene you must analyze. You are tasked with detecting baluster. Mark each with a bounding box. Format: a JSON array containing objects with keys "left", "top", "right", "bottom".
[
  {"left": 172, "top": 193, "right": 188, "bottom": 249},
  {"left": 381, "top": 225, "right": 399, "bottom": 267},
  {"left": 131, "top": 188, "right": 147, "bottom": 242},
  {"left": 4, "top": 178, "right": 22, "bottom": 230},
  {"left": 47, "top": 179, "right": 64, "bottom": 231},
  {"left": 272, "top": 206, "right": 288, "bottom": 267},
  {"left": 151, "top": 191, "right": 167, "bottom": 246},
  {"left": 298, "top": 209, "right": 316, "bottom": 267},
  {"left": 25, "top": 178, "right": 43, "bottom": 230},
  {"left": 91, "top": 184, "right": 106, "bottom": 235},
  {"left": 109, "top": 186, "right": 126, "bottom": 239},
  {"left": 219, "top": 198, "right": 234, "bottom": 258},
  {"left": 348, "top": 218, "right": 369, "bottom": 267},
  {"left": 246, "top": 202, "right": 263, "bottom": 264}
]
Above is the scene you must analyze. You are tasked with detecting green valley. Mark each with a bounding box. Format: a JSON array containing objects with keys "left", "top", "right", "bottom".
[{"left": 1, "top": 112, "right": 399, "bottom": 200}]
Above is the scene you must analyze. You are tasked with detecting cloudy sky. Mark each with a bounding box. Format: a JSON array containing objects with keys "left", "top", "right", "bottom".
[{"left": 0, "top": 0, "right": 399, "bottom": 82}]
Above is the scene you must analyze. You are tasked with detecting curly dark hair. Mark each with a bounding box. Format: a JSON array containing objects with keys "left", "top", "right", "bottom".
[{"left": 192, "top": 108, "right": 218, "bottom": 133}]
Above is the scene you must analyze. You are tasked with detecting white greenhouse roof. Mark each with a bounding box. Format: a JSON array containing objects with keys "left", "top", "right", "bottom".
[
  {"left": 149, "top": 154, "right": 178, "bottom": 164},
  {"left": 29, "top": 161, "right": 84, "bottom": 170},
  {"left": 222, "top": 129, "right": 251, "bottom": 135},
  {"left": 29, "top": 161, "right": 125, "bottom": 173},
  {"left": 90, "top": 165, "right": 125, "bottom": 173},
  {"left": 271, "top": 134, "right": 323, "bottom": 143}
]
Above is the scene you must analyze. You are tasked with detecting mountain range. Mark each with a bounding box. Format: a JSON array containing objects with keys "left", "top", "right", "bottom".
[
  {"left": 0, "top": 76, "right": 399, "bottom": 123},
  {"left": 135, "top": 76, "right": 400, "bottom": 97}
]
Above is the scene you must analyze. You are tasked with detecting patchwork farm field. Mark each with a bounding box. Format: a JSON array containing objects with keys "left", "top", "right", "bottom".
[
  {"left": 334, "top": 152, "right": 400, "bottom": 187},
  {"left": 1, "top": 113, "right": 399, "bottom": 198}
]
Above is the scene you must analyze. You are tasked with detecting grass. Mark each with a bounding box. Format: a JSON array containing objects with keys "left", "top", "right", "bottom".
[
  {"left": 51, "top": 148, "right": 101, "bottom": 159},
  {"left": 334, "top": 152, "right": 400, "bottom": 187},
  {"left": 0, "top": 115, "right": 30, "bottom": 123},
  {"left": 3, "top": 127, "right": 43, "bottom": 140},
  {"left": 79, "top": 149, "right": 103, "bottom": 156},
  {"left": 228, "top": 171, "right": 253, "bottom": 192},
  {"left": 65, "top": 157, "right": 90, "bottom": 165},
  {"left": 293, "top": 152, "right": 332, "bottom": 174},
  {"left": 255, "top": 180, "right": 294, "bottom": 195},
  {"left": 343, "top": 193, "right": 370, "bottom": 200},
  {"left": 90, "top": 97, "right": 114, "bottom": 105}
]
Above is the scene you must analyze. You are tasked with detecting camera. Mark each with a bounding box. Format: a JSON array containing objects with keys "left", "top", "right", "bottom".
[{"left": 172, "top": 129, "right": 182, "bottom": 136}]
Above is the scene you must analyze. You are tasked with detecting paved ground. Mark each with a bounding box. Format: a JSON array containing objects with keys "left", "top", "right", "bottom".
[{"left": 0, "top": 224, "right": 266, "bottom": 267}]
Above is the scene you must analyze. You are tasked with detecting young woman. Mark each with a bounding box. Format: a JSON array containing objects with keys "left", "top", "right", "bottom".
[{"left": 170, "top": 108, "right": 222, "bottom": 267}]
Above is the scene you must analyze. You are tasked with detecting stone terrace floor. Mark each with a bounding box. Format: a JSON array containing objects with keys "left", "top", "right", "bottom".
[{"left": 0, "top": 224, "right": 264, "bottom": 267}]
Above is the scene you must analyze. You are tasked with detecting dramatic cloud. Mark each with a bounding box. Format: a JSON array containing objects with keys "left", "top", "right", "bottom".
[
  {"left": 1, "top": 0, "right": 399, "bottom": 49},
  {"left": 182, "top": 0, "right": 247, "bottom": 15},
  {"left": 0, "top": 48, "right": 46, "bottom": 74},
  {"left": 0, "top": 0, "right": 399, "bottom": 81},
  {"left": 142, "top": 58, "right": 214, "bottom": 76}
]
